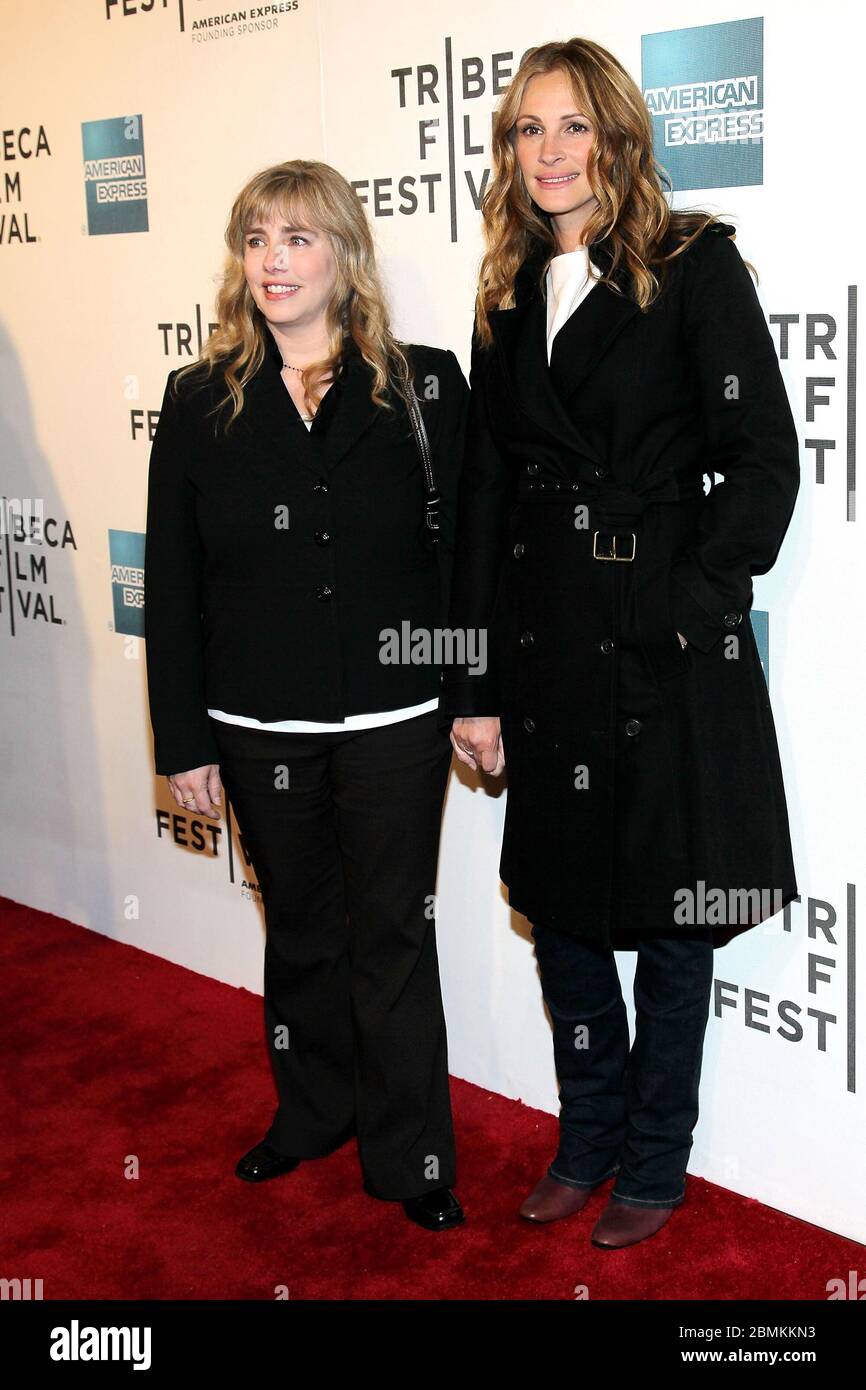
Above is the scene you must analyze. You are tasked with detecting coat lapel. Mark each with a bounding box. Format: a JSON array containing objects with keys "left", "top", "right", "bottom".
[
  {"left": 316, "top": 336, "right": 384, "bottom": 470},
  {"left": 487, "top": 235, "right": 641, "bottom": 474},
  {"left": 236, "top": 330, "right": 382, "bottom": 475},
  {"left": 548, "top": 255, "right": 641, "bottom": 404}
]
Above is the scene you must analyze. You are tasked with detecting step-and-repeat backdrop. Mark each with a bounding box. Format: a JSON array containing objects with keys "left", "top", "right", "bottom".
[{"left": 2, "top": 1, "right": 862, "bottom": 1245}]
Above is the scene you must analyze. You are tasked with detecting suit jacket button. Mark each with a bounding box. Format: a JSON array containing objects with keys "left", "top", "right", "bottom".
[
  {"left": 526, "top": 462, "right": 539, "bottom": 475},
  {"left": 723, "top": 611, "right": 741, "bottom": 628},
  {"left": 594, "top": 465, "right": 608, "bottom": 478},
  {"left": 523, "top": 716, "right": 536, "bottom": 732},
  {"left": 316, "top": 585, "right": 333, "bottom": 601},
  {"left": 601, "top": 638, "right": 614, "bottom": 653},
  {"left": 513, "top": 542, "right": 525, "bottom": 558},
  {"left": 625, "top": 718, "right": 642, "bottom": 736},
  {"left": 520, "top": 630, "right": 534, "bottom": 647},
  {"left": 313, "top": 478, "right": 329, "bottom": 493},
  {"left": 314, "top": 531, "right": 331, "bottom": 546}
]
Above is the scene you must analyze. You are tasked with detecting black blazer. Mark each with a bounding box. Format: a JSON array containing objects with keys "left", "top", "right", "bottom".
[{"left": 144, "top": 331, "right": 469, "bottom": 775}]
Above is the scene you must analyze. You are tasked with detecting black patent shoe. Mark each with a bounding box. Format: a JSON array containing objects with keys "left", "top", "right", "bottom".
[
  {"left": 235, "top": 1139, "right": 301, "bottom": 1183},
  {"left": 402, "top": 1186, "right": 464, "bottom": 1230}
]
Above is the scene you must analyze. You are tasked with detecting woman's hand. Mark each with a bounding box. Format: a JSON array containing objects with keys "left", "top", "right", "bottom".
[
  {"left": 451, "top": 717, "right": 505, "bottom": 776},
  {"left": 167, "top": 764, "right": 222, "bottom": 819}
]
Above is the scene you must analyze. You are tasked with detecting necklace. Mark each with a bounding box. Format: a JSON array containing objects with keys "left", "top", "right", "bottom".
[{"left": 281, "top": 361, "right": 315, "bottom": 421}]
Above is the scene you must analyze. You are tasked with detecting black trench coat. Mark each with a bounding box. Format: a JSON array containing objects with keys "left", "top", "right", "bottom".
[{"left": 439, "top": 222, "right": 800, "bottom": 947}]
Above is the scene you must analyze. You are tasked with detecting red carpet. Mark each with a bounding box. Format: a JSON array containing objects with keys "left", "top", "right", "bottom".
[{"left": 1, "top": 895, "right": 860, "bottom": 1301}]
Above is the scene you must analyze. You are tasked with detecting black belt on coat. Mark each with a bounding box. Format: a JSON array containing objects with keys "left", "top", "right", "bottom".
[
  {"left": 515, "top": 462, "right": 711, "bottom": 682},
  {"left": 517, "top": 461, "right": 707, "bottom": 520}
]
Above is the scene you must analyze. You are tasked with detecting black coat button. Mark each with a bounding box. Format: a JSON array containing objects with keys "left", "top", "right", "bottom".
[
  {"left": 513, "top": 542, "right": 525, "bottom": 559},
  {"left": 314, "top": 531, "right": 331, "bottom": 546},
  {"left": 520, "top": 631, "right": 534, "bottom": 647},
  {"left": 594, "top": 465, "right": 608, "bottom": 478},
  {"left": 526, "top": 462, "right": 539, "bottom": 475},
  {"left": 625, "top": 718, "right": 642, "bottom": 736},
  {"left": 723, "top": 611, "right": 741, "bottom": 628},
  {"left": 315, "top": 585, "right": 333, "bottom": 602},
  {"left": 601, "top": 638, "right": 614, "bottom": 654},
  {"left": 523, "top": 716, "right": 536, "bottom": 732},
  {"left": 313, "top": 478, "right": 329, "bottom": 493}
]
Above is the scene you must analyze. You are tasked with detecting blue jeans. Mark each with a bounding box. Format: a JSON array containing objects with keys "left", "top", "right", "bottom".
[{"left": 531, "top": 922, "right": 715, "bottom": 1208}]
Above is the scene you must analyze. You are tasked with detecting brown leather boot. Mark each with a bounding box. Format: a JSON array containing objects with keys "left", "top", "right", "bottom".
[
  {"left": 518, "top": 1173, "right": 596, "bottom": 1223},
  {"left": 590, "top": 1197, "right": 674, "bottom": 1248}
]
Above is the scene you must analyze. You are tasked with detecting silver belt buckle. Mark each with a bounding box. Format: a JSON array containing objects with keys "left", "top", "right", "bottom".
[{"left": 592, "top": 531, "right": 636, "bottom": 562}]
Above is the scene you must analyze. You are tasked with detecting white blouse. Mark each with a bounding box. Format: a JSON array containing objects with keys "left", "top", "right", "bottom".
[
  {"left": 545, "top": 243, "right": 601, "bottom": 363},
  {"left": 207, "top": 698, "right": 440, "bottom": 733}
]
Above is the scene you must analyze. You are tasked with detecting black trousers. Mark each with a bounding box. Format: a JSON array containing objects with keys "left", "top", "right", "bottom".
[{"left": 209, "top": 709, "right": 456, "bottom": 1200}]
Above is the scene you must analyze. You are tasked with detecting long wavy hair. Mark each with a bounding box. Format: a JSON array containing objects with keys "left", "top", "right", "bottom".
[
  {"left": 475, "top": 37, "right": 755, "bottom": 345},
  {"left": 173, "top": 160, "right": 413, "bottom": 430}
]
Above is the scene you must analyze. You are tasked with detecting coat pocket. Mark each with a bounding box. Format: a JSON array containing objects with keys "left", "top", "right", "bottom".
[{"left": 633, "top": 564, "right": 692, "bottom": 682}]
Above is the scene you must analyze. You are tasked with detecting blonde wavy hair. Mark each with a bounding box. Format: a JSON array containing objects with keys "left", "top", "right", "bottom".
[
  {"left": 173, "top": 159, "right": 412, "bottom": 430},
  {"left": 475, "top": 37, "right": 754, "bottom": 345}
]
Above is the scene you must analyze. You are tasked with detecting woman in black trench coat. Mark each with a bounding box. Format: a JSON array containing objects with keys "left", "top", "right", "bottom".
[
  {"left": 440, "top": 40, "right": 800, "bottom": 1248},
  {"left": 144, "top": 160, "right": 470, "bottom": 1231}
]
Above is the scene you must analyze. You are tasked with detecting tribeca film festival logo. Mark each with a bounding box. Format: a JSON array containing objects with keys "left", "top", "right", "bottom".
[
  {"left": 82, "top": 115, "right": 148, "bottom": 236},
  {"left": 0, "top": 124, "right": 50, "bottom": 245},
  {"left": 0, "top": 497, "right": 73, "bottom": 636},
  {"left": 713, "top": 886, "right": 858, "bottom": 1096},
  {"left": 354, "top": 42, "right": 534, "bottom": 239},
  {"left": 153, "top": 782, "right": 263, "bottom": 902},
  {"left": 124, "top": 306, "right": 219, "bottom": 445},
  {"left": 642, "top": 17, "right": 763, "bottom": 192},
  {"left": 103, "top": 0, "right": 300, "bottom": 43},
  {"left": 771, "top": 297, "right": 859, "bottom": 524}
]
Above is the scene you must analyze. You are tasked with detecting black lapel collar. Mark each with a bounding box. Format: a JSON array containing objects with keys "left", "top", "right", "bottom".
[
  {"left": 235, "top": 326, "right": 382, "bottom": 475},
  {"left": 486, "top": 233, "right": 641, "bottom": 472},
  {"left": 316, "top": 336, "right": 384, "bottom": 471},
  {"left": 548, "top": 237, "right": 641, "bottom": 401}
]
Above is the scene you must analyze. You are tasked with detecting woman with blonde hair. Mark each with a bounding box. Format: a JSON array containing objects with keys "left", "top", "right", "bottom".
[
  {"left": 145, "top": 160, "right": 469, "bottom": 1230},
  {"left": 441, "top": 38, "right": 799, "bottom": 1247}
]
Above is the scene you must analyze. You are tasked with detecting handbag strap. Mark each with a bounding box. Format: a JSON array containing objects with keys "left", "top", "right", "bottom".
[{"left": 397, "top": 356, "right": 440, "bottom": 542}]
